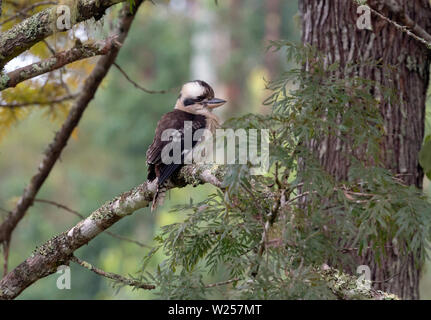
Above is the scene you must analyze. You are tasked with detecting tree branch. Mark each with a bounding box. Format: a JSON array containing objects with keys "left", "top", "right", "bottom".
[
  {"left": 113, "top": 62, "right": 173, "bottom": 94},
  {"left": 354, "top": 0, "right": 431, "bottom": 49},
  {"left": 35, "top": 198, "right": 151, "bottom": 248},
  {"left": 321, "top": 265, "right": 399, "bottom": 300},
  {"left": 0, "top": 0, "right": 143, "bottom": 261},
  {"left": 71, "top": 256, "right": 155, "bottom": 290},
  {"left": 0, "top": 164, "right": 223, "bottom": 299},
  {"left": 2, "top": 241, "right": 9, "bottom": 277},
  {"left": 205, "top": 278, "right": 240, "bottom": 288},
  {"left": 0, "top": 162, "right": 398, "bottom": 300},
  {"left": 0, "top": 0, "right": 126, "bottom": 69},
  {"left": 0, "top": 37, "right": 119, "bottom": 91},
  {"left": 0, "top": 94, "right": 77, "bottom": 108},
  {"left": 382, "top": 0, "right": 431, "bottom": 46},
  {"left": 0, "top": 1, "right": 57, "bottom": 26}
]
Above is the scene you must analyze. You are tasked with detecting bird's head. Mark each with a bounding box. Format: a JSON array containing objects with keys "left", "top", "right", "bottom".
[{"left": 175, "top": 80, "right": 226, "bottom": 115}]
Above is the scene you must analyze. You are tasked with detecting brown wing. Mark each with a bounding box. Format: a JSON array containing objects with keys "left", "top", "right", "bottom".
[
  {"left": 146, "top": 110, "right": 206, "bottom": 183},
  {"left": 146, "top": 111, "right": 180, "bottom": 164}
]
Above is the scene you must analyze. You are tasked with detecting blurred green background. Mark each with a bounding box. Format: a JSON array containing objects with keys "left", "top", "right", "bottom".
[{"left": 1, "top": 0, "right": 430, "bottom": 299}]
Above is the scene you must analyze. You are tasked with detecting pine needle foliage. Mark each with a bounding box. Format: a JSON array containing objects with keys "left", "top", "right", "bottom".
[{"left": 138, "top": 42, "right": 431, "bottom": 299}]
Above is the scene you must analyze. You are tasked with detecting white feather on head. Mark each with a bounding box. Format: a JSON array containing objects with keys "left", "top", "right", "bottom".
[
  {"left": 181, "top": 81, "right": 205, "bottom": 98},
  {"left": 174, "top": 80, "right": 221, "bottom": 130}
]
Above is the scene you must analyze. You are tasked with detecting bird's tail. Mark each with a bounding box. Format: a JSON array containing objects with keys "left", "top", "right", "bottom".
[{"left": 151, "top": 183, "right": 167, "bottom": 212}]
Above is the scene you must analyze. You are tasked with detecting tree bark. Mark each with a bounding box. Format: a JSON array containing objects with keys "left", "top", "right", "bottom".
[{"left": 299, "top": 0, "right": 431, "bottom": 299}]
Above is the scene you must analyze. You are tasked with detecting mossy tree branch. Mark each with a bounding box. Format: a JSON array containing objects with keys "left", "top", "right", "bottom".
[
  {"left": 0, "top": 164, "right": 223, "bottom": 300},
  {"left": 0, "top": 0, "right": 126, "bottom": 69},
  {"left": 0, "top": 162, "right": 399, "bottom": 300},
  {"left": 0, "top": 0, "right": 143, "bottom": 270},
  {"left": 321, "top": 266, "right": 399, "bottom": 300},
  {"left": 0, "top": 36, "right": 120, "bottom": 92},
  {"left": 71, "top": 256, "right": 156, "bottom": 290}
]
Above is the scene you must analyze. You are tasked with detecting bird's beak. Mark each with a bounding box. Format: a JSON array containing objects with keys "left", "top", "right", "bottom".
[{"left": 206, "top": 98, "right": 227, "bottom": 109}]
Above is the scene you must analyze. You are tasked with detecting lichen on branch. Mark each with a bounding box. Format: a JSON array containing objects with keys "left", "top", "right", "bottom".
[{"left": 0, "top": 0, "right": 125, "bottom": 69}]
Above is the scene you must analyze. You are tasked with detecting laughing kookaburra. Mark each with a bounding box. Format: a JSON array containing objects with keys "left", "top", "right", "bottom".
[{"left": 146, "top": 80, "right": 227, "bottom": 211}]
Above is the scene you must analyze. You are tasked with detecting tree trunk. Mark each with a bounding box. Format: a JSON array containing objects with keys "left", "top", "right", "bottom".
[{"left": 299, "top": 0, "right": 431, "bottom": 299}]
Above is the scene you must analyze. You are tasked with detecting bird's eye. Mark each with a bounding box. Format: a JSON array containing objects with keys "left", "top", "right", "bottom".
[
  {"left": 183, "top": 98, "right": 195, "bottom": 106},
  {"left": 184, "top": 96, "right": 206, "bottom": 106}
]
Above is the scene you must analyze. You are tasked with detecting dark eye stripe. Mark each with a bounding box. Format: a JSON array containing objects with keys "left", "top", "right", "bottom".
[
  {"left": 184, "top": 96, "right": 206, "bottom": 106},
  {"left": 184, "top": 98, "right": 195, "bottom": 106}
]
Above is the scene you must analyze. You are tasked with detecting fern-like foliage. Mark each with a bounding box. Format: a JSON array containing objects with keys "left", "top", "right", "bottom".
[{"left": 138, "top": 42, "right": 431, "bottom": 299}]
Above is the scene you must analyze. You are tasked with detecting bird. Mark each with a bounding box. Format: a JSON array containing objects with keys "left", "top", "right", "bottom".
[{"left": 146, "top": 80, "right": 227, "bottom": 211}]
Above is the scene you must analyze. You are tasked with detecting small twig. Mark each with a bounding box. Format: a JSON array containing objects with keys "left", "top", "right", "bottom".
[
  {"left": 59, "top": 69, "right": 72, "bottom": 96},
  {"left": 252, "top": 190, "right": 283, "bottom": 277},
  {"left": 286, "top": 191, "right": 312, "bottom": 205},
  {"left": 362, "top": 2, "right": 431, "bottom": 49},
  {"left": 241, "top": 183, "right": 265, "bottom": 214},
  {"left": 0, "top": 94, "right": 77, "bottom": 108},
  {"left": 71, "top": 256, "right": 155, "bottom": 290},
  {"left": 2, "top": 240, "right": 10, "bottom": 277},
  {"left": 4, "top": 0, "right": 19, "bottom": 6},
  {"left": 0, "top": 207, "right": 11, "bottom": 214},
  {"left": 113, "top": 62, "right": 173, "bottom": 94},
  {"left": 42, "top": 40, "right": 56, "bottom": 55},
  {"left": 372, "top": 259, "right": 409, "bottom": 284},
  {"left": 0, "top": 1, "right": 57, "bottom": 26},
  {"left": 205, "top": 278, "right": 240, "bottom": 288},
  {"left": 102, "top": 232, "right": 151, "bottom": 248},
  {"left": 285, "top": 187, "right": 375, "bottom": 206},
  {"left": 35, "top": 198, "right": 151, "bottom": 248},
  {"left": 274, "top": 161, "right": 283, "bottom": 190},
  {"left": 35, "top": 199, "right": 83, "bottom": 218}
]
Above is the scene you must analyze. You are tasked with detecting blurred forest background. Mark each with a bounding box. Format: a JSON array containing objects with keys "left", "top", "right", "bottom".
[{"left": 0, "top": 0, "right": 431, "bottom": 299}]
